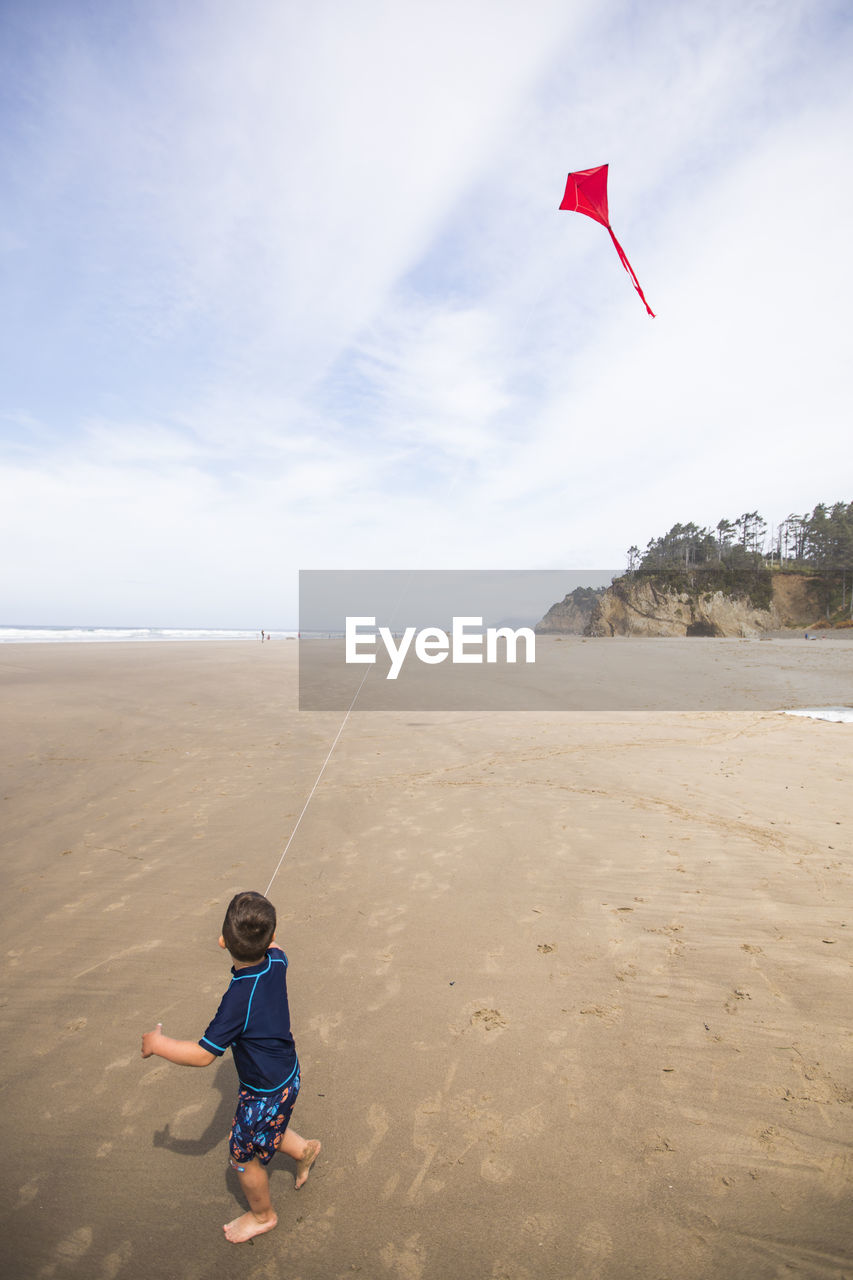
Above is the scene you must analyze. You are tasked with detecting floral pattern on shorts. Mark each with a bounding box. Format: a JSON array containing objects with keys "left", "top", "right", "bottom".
[{"left": 228, "top": 1070, "right": 300, "bottom": 1166}]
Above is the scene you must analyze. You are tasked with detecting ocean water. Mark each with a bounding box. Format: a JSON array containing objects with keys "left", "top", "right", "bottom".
[{"left": 0, "top": 627, "right": 298, "bottom": 644}]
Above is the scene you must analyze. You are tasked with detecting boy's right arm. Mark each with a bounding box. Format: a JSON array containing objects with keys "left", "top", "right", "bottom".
[{"left": 141, "top": 1023, "right": 215, "bottom": 1067}]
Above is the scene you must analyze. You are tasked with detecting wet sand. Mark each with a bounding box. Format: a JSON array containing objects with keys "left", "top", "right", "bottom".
[{"left": 1, "top": 639, "right": 851, "bottom": 1279}]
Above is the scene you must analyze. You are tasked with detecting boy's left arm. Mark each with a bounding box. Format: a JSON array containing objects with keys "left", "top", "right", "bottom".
[{"left": 141, "top": 1023, "right": 215, "bottom": 1067}]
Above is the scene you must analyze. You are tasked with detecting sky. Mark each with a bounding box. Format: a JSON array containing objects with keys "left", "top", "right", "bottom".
[{"left": 1, "top": 0, "right": 851, "bottom": 627}]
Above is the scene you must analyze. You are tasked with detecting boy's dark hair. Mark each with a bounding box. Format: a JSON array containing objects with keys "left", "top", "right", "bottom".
[{"left": 222, "top": 891, "right": 276, "bottom": 963}]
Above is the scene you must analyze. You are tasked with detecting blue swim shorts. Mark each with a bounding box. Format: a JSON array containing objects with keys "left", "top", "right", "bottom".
[{"left": 228, "top": 1071, "right": 300, "bottom": 1166}]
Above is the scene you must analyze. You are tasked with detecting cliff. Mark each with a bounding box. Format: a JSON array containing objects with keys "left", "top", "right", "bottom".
[
  {"left": 535, "top": 589, "right": 599, "bottom": 634},
  {"left": 582, "top": 571, "right": 826, "bottom": 637}
]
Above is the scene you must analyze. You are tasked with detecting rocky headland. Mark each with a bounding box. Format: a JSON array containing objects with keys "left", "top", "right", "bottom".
[{"left": 537, "top": 572, "right": 833, "bottom": 637}]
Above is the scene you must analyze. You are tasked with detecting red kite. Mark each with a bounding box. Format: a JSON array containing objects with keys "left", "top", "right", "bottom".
[{"left": 559, "top": 164, "right": 655, "bottom": 317}]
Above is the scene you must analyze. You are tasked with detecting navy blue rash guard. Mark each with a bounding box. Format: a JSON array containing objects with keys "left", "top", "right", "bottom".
[{"left": 200, "top": 946, "right": 298, "bottom": 1093}]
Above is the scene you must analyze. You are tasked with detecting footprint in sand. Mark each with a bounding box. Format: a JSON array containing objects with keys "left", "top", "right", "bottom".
[
  {"left": 356, "top": 1103, "right": 389, "bottom": 1165},
  {"left": 577, "top": 1220, "right": 614, "bottom": 1274},
  {"left": 379, "top": 1233, "right": 426, "bottom": 1280},
  {"left": 121, "top": 1093, "right": 149, "bottom": 1118},
  {"left": 285, "top": 1207, "right": 337, "bottom": 1262},
  {"left": 471, "top": 1008, "right": 507, "bottom": 1033},
  {"left": 373, "top": 948, "right": 395, "bottom": 976},
  {"left": 139, "top": 1064, "right": 170, "bottom": 1087},
  {"left": 522, "top": 1211, "right": 558, "bottom": 1241},
  {"left": 105, "top": 1055, "right": 133, "bottom": 1072},
  {"left": 367, "top": 904, "right": 407, "bottom": 931},
  {"left": 43, "top": 1226, "right": 93, "bottom": 1275},
  {"left": 366, "top": 973, "right": 402, "bottom": 1013},
  {"left": 15, "top": 1177, "right": 39, "bottom": 1209},
  {"left": 99, "top": 1240, "right": 132, "bottom": 1279},
  {"left": 307, "top": 1011, "right": 343, "bottom": 1045},
  {"left": 578, "top": 1004, "right": 622, "bottom": 1026}
]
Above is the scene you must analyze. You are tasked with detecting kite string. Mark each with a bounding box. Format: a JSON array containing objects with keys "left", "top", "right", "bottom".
[{"left": 264, "top": 665, "right": 372, "bottom": 896}]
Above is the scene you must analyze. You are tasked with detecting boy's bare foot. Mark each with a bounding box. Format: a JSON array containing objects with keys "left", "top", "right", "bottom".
[
  {"left": 295, "top": 1139, "right": 321, "bottom": 1189},
  {"left": 223, "top": 1210, "right": 278, "bottom": 1244}
]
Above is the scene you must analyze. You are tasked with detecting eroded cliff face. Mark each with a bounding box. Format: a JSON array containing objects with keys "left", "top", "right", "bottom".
[
  {"left": 582, "top": 574, "right": 824, "bottom": 637},
  {"left": 535, "top": 597, "right": 596, "bottom": 634}
]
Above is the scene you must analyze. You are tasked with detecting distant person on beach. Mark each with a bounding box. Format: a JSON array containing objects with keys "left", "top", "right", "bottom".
[{"left": 141, "top": 891, "right": 321, "bottom": 1243}]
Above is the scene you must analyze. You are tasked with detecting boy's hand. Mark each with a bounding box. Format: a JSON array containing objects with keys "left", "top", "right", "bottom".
[
  {"left": 139, "top": 1026, "right": 215, "bottom": 1067},
  {"left": 141, "top": 1022, "right": 164, "bottom": 1058}
]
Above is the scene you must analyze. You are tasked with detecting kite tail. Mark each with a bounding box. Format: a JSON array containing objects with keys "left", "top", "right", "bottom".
[{"left": 606, "top": 225, "right": 655, "bottom": 318}]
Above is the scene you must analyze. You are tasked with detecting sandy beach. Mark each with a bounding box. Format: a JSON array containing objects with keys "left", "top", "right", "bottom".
[{"left": 1, "top": 638, "right": 851, "bottom": 1280}]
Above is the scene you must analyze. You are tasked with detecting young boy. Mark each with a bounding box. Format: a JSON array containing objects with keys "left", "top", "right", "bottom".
[{"left": 141, "top": 890, "right": 321, "bottom": 1244}]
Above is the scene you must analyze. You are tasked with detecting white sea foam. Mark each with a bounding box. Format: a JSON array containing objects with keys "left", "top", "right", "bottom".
[
  {"left": 0, "top": 627, "right": 297, "bottom": 644},
  {"left": 782, "top": 706, "right": 853, "bottom": 723}
]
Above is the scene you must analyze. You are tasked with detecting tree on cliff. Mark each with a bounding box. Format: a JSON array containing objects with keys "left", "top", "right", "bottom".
[
  {"left": 641, "top": 522, "right": 720, "bottom": 569},
  {"left": 735, "top": 511, "right": 767, "bottom": 556},
  {"left": 638, "top": 501, "right": 852, "bottom": 579},
  {"left": 716, "top": 519, "right": 735, "bottom": 556}
]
